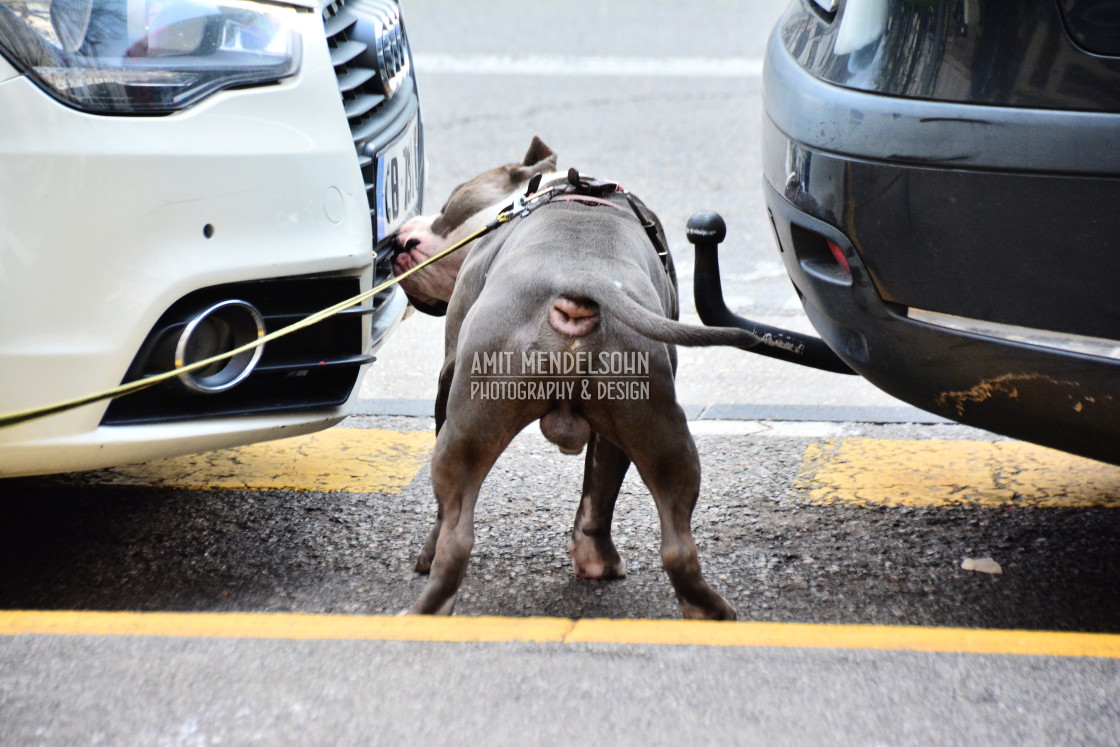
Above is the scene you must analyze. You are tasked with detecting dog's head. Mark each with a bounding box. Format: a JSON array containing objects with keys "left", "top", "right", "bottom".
[{"left": 392, "top": 137, "right": 558, "bottom": 311}]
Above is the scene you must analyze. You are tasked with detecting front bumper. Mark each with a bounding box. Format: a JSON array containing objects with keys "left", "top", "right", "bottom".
[
  {"left": 763, "top": 24, "right": 1120, "bottom": 465},
  {"left": 0, "top": 3, "right": 417, "bottom": 477}
]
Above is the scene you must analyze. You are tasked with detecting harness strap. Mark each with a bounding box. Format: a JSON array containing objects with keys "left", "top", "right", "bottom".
[
  {"left": 404, "top": 169, "right": 670, "bottom": 317},
  {"left": 520, "top": 169, "right": 671, "bottom": 271},
  {"left": 551, "top": 194, "right": 627, "bottom": 210},
  {"left": 622, "top": 192, "right": 670, "bottom": 266},
  {"left": 564, "top": 167, "right": 619, "bottom": 197}
]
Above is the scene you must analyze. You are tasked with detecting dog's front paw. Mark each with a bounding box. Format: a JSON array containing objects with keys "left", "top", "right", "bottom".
[{"left": 415, "top": 526, "right": 439, "bottom": 574}]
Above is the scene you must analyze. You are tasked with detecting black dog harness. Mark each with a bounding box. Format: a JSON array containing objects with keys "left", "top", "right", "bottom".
[
  {"left": 510, "top": 169, "right": 670, "bottom": 268},
  {"left": 405, "top": 169, "right": 671, "bottom": 317}
]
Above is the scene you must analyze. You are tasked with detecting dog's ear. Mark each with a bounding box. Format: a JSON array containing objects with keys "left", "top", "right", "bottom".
[{"left": 522, "top": 136, "right": 557, "bottom": 171}]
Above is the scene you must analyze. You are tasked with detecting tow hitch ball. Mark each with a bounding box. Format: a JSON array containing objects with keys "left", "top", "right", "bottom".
[{"left": 687, "top": 211, "right": 855, "bottom": 375}]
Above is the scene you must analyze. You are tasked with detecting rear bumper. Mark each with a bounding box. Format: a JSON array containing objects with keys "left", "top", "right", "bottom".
[
  {"left": 765, "top": 184, "right": 1120, "bottom": 465},
  {"left": 763, "top": 26, "right": 1120, "bottom": 464}
]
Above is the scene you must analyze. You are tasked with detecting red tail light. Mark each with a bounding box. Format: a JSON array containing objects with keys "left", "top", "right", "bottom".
[{"left": 827, "top": 240, "right": 851, "bottom": 274}]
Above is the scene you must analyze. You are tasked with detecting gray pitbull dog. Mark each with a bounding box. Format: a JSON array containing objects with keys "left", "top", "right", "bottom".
[{"left": 394, "top": 138, "right": 758, "bottom": 619}]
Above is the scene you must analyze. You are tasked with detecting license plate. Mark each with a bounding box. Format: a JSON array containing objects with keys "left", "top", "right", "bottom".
[{"left": 375, "top": 117, "right": 421, "bottom": 241}]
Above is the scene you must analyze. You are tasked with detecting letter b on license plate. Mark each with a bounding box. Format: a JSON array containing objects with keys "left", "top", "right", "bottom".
[{"left": 375, "top": 118, "right": 421, "bottom": 242}]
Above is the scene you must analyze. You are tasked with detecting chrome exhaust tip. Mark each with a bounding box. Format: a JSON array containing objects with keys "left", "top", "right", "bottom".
[{"left": 174, "top": 300, "right": 265, "bottom": 394}]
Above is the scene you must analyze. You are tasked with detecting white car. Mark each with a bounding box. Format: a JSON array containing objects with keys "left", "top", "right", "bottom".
[{"left": 0, "top": 0, "right": 423, "bottom": 476}]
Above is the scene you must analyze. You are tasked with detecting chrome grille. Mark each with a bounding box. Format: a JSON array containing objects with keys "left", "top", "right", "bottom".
[
  {"left": 321, "top": 0, "right": 419, "bottom": 256},
  {"left": 323, "top": 0, "right": 410, "bottom": 104},
  {"left": 323, "top": 0, "right": 411, "bottom": 134}
]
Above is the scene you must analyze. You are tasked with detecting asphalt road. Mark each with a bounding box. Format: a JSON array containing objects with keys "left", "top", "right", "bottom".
[
  {"left": 4, "top": 415, "right": 1119, "bottom": 628},
  {"left": 2, "top": 1, "right": 1119, "bottom": 744},
  {"left": 3, "top": 414, "right": 1119, "bottom": 743}
]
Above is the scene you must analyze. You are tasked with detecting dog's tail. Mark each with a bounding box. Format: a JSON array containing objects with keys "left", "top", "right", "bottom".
[{"left": 548, "top": 280, "right": 760, "bottom": 350}]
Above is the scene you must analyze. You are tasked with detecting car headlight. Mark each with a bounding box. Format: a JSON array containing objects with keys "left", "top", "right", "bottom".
[{"left": 0, "top": 0, "right": 302, "bottom": 114}]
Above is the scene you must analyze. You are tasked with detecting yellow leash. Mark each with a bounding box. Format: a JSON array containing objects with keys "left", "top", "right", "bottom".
[{"left": 0, "top": 216, "right": 509, "bottom": 429}]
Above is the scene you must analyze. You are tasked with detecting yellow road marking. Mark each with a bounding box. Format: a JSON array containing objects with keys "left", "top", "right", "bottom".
[
  {"left": 797, "top": 439, "right": 1120, "bottom": 508},
  {"left": 1, "top": 611, "right": 1117, "bottom": 659},
  {"left": 93, "top": 428, "right": 434, "bottom": 493},
  {"left": 0, "top": 611, "right": 568, "bottom": 644}
]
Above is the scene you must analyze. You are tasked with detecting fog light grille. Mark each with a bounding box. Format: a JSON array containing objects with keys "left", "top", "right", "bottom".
[{"left": 102, "top": 275, "right": 375, "bottom": 425}]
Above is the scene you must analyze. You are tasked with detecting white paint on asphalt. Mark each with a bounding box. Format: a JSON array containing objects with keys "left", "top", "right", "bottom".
[
  {"left": 758, "top": 421, "right": 845, "bottom": 438},
  {"left": 688, "top": 420, "right": 769, "bottom": 437},
  {"left": 518, "top": 420, "right": 839, "bottom": 440},
  {"left": 687, "top": 420, "right": 842, "bottom": 438},
  {"left": 413, "top": 53, "right": 764, "bottom": 78}
]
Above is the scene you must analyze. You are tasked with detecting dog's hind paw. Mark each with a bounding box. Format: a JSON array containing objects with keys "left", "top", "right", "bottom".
[{"left": 679, "top": 597, "right": 737, "bottom": 621}]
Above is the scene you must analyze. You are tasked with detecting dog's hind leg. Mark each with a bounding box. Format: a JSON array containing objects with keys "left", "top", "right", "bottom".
[
  {"left": 569, "top": 433, "right": 629, "bottom": 580},
  {"left": 406, "top": 423, "right": 516, "bottom": 615},
  {"left": 629, "top": 424, "right": 736, "bottom": 621}
]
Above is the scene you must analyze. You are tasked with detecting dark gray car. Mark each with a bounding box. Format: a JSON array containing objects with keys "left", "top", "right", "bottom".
[{"left": 759, "top": 0, "right": 1120, "bottom": 464}]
